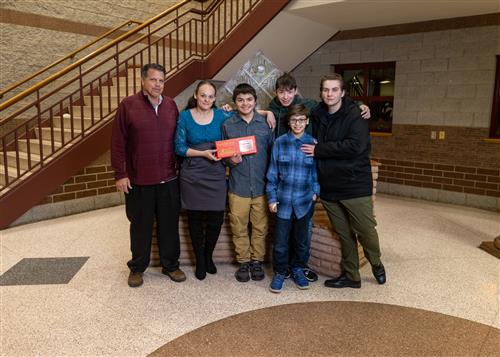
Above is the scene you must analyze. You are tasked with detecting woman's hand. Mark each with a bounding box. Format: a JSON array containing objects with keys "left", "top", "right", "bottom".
[{"left": 204, "top": 149, "right": 220, "bottom": 161}]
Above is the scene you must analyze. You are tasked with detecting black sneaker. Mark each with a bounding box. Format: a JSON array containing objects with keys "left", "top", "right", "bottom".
[
  {"left": 284, "top": 268, "right": 291, "bottom": 279},
  {"left": 250, "top": 260, "right": 265, "bottom": 281},
  {"left": 303, "top": 268, "right": 318, "bottom": 282},
  {"left": 235, "top": 263, "right": 250, "bottom": 282}
]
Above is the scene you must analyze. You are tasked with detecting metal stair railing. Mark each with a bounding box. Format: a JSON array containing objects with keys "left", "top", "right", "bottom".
[
  {"left": 0, "top": 0, "right": 262, "bottom": 194},
  {"left": 0, "top": 19, "right": 142, "bottom": 101}
]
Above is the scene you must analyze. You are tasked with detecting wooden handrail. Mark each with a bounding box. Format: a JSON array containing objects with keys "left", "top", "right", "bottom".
[
  {"left": 0, "top": 0, "right": 196, "bottom": 111},
  {"left": 0, "top": 19, "right": 142, "bottom": 99},
  {"left": 191, "top": 0, "right": 220, "bottom": 15}
]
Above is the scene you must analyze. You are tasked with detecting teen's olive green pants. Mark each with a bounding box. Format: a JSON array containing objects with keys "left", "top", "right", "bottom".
[{"left": 322, "top": 196, "right": 381, "bottom": 281}]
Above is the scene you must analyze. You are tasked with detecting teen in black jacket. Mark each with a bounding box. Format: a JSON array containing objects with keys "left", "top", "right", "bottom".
[
  {"left": 311, "top": 97, "right": 373, "bottom": 202},
  {"left": 301, "top": 74, "right": 386, "bottom": 289}
]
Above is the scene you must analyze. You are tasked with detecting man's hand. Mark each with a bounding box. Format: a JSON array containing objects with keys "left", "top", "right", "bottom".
[
  {"left": 300, "top": 144, "right": 315, "bottom": 157},
  {"left": 360, "top": 104, "right": 371, "bottom": 120},
  {"left": 229, "top": 153, "right": 242, "bottom": 165},
  {"left": 269, "top": 202, "right": 278, "bottom": 213},
  {"left": 116, "top": 177, "right": 132, "bottom": 194}
]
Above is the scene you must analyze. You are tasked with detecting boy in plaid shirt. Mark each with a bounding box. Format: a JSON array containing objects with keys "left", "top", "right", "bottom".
[{"left": 266, "top": 104, "right": 320, "bottom": 293}]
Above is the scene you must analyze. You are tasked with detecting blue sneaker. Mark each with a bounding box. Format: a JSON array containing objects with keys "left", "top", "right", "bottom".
[
  {"left": 292, "top": 267, "right": 309, "bottom": 290},
  {"left": 269, "top": 273, "right": 286, "bottom": 293}
]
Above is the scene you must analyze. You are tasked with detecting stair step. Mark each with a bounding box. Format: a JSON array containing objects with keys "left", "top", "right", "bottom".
[
  {"left": 40, "top": 127, "right": 82, "bottom": 142},
  {"left": 0, "top": 163, "right": 25, "bottom": 186},
  {"left": 18, "top": 139, "right": 62, "bottom": 155},
  {"left": 98, "top": 87, "right": 129, "bottom": 99},
  {"left": 71, "top": 105, "right": 116, "bottom": 119},
  {"left": 104, "top": 84, "right": 139, "bottom": 98},
  {"left": 112, "top": 76, "right": 142, "bottom": 88},
  {"left": 82, "top": 94, "right": 137, "bottom": 108},
  {"left": 83, "top": 95, "right": 123, "bottom": 108},
  {"left": 53, "top": 115, "right": 95, "bottom": 130},
  {"left": 4, "top": 151, "right": 41, "bottom": 170}
]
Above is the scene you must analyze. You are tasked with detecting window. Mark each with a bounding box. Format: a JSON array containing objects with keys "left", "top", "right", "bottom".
[
  {"left": 490, "top": 55, "right": 500, "bottom": 138},
  {"left": 334, "top": 62, "right": 396, "bottom": 133}
]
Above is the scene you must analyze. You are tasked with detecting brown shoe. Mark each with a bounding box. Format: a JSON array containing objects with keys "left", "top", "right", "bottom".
[
  {"left": 162, "top": 268, "right": 186, "bottom": 282},
  {"left": 128, "top": 272, "right": 143, "bottom": 287}
]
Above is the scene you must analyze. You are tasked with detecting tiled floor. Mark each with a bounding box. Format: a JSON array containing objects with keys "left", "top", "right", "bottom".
[{"left": 1, "top": 194, "right": 499, "bottom": 356}]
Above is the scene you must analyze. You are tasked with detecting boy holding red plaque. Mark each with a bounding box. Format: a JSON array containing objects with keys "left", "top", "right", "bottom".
[{"left": 221, "top": 83, "right": 274, "bottom": 283}]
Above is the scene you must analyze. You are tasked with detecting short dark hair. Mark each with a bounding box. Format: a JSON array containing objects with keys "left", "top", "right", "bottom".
[
  {"left": 141, "top": 63, "right": 166, "bottom": 78},
  {"left": 275, "top": 72, "right": 297, "bottom": 91},
  {"left": 320, "top": 73, "right": 344, "bottom": 91},
  {"left": 286, "top": 104, "right": 310, "bottom": 122},
  {"left": 232, "top": 83, "right": 257, "bottom": 102}
]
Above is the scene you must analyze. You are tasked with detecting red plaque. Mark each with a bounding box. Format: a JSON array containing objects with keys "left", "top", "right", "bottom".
[{"left": 215, "top": 136, "right": 257, "bottom": 158}]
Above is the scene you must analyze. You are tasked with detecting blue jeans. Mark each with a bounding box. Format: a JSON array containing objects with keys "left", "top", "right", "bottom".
[{"left": 272, "top": 208, "right": 313, "bottom": 274}]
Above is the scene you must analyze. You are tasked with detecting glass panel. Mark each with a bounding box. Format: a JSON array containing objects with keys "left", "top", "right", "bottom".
[
  {"left": 368, "top": 67, "right": 395, "bottom": 96},
  {"left": 367, "top": 100, "right": 393, "bottom": 133},
  {"left": 342, "top": 69, "right": 364, "bottom": 97}
]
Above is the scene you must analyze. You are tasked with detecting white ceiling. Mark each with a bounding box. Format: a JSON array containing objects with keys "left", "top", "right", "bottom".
[{"left": 287, "top": 0, "right": 499, "bottom": 30}]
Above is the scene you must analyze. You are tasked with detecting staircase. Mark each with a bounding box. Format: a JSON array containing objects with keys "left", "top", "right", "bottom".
[{"left": 0, "top": 0, "right": 290, "bottom": 229}]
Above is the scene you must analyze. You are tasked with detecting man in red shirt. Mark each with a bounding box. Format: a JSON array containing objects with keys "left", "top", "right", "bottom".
[{"left": 112, "top": 63, "right": 186, "bottom": 287}]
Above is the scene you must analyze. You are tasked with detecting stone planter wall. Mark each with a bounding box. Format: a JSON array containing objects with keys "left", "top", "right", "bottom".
[{"left": 151, "top": 162, "right": 379, "bottom": 278}]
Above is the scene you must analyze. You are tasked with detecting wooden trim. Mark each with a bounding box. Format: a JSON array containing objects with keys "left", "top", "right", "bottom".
[
  {"left": 0, "top": 9, "right": 124, "bottom": 38},
  {"left": 332, "top": 13, "right": 500, "bottom": 41},
  {"left": 482, "top": 138, "right": 500, "bottom": 143},
  {"left": 490, "top": 55, "right": 500, "bottom": 138},
  {"left": 370, "top": 132, "right": 392, "bottom": 137}
]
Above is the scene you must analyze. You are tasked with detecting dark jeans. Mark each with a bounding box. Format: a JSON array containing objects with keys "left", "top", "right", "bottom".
[
  {"left": 288, "top": 213, "right": 313, "bottom": 268},
  {"left": 272, "top": 208, "right": 313, "bottom": 274},
  {"left": 125, "top": 179, "right": 181, "bottom": 273}
]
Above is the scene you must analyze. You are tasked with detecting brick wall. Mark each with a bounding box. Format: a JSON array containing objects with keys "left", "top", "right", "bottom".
[
  {"left": 40, "top": 164, "right": 117, "bottom": 205},
  {"left": 372, "top": 124, "right": 500, "bottom": 201},
  {"left": 12, "top": 152, "right": 123, "bottom": 226},
  {"left": 150, "top": 201, "right": 367, "bottom": 278},
  {"left": 292, "top": 18, "right": 500, "bottom": 210}
]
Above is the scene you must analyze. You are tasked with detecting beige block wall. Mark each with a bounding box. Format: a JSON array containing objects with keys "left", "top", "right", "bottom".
[
  {"left": 291, "top": 23, "right": 500, "bottom": 210},
  {"left": 0, "top": 0, "right": 182, "bottom": 90},
  {"left": 0, "top": 0, "right": 180, "bottom": 27},
  {"left": 293, "top": 25, "right": 499, "bottom": 129}
]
